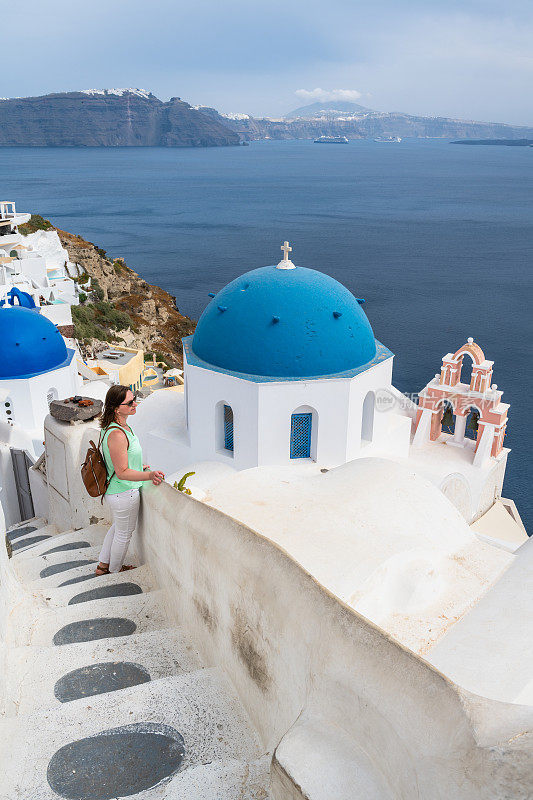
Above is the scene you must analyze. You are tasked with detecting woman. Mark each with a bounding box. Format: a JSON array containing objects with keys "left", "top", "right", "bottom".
[{"left": 95, "top": 384, "right": 164, "bottom": 575}]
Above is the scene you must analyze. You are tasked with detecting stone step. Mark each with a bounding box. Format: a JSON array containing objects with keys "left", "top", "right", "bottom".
[
  {"left": 11, "top": 522, "right": 108, "bottom": 560},
  {"left": 31, "top": 563, "right": 157, "bottom": 608},
  {"left": 135, "top": 754, "right": 271, "bottom": 799},
  {"left": 5, "top": 627, "right": 203, "bottom": 716},
  {"left": 6, "top": 516, "right": 48, "bottom": 534},
  {"left": 9, "top": 588, "right": 169, "bottom": 647},
  {"left": 6, "top": 521, "right": 57, "bottom": 552},
  {"left": 2, "top": 669, "right": 267, "bottom": 799},
  {"left": 13, "top": 543, "right": 105, "bottom": 583}
]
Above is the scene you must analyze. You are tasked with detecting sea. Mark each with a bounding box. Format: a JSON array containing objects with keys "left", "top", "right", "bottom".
[{"left": 1, "top": 139, "right": 532, "bottom": 530}]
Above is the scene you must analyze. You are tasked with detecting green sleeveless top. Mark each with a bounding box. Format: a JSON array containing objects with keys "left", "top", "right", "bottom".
[{"left": 101, "top": 423, "right": 144, "bottom": 495}]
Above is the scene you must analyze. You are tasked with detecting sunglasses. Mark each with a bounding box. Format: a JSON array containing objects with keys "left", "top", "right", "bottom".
[{"left": 120, "top": 399, "right": 137, "bottom": 407}]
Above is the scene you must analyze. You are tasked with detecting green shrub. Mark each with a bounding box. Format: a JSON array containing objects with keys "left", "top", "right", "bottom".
[
  {"left": 18, "top": 214, "right": 54, "bottom": 235},
  {"left": 95, "top": 247, "right": 107, "bottom": 258},
  {"left": 72, "top": 300, "right": 133, "bottom": 342},
  {"left": 78, "top": 292, "right": 87, "bottom": 304},
  {"left": 91, "top": 278, "right": 105, "bottom": 301},
  {"left": 155, "top": 352, "right": 174, "bottom": 368}
]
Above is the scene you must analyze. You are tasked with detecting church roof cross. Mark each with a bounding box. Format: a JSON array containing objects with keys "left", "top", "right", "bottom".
[
  {"left": 281, "top": 241, "right": 292, "bottom": 261},
  {"left": 277, "top": 240, "right": 295, "bottom": 270}
]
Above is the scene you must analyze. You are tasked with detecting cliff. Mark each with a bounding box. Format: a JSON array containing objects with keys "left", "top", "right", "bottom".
[
  {"left": 20, "top": 216, "right": 196, "bottom": 365},
  {"left": 0, "top": 90, "right": 240, "bottom": 147},
  {"left": 199, "top": 106, "right": 533, "bottom": 141}
]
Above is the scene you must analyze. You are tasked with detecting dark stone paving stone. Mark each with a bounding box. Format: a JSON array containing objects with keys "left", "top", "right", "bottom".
[
  {"left": 54, "top": 661, "right": 151, "bottom": 702},
  {"left": 59, "top": 573, "right": 100, "bottom": 587},
  {"left": 40, "top": 560, "right": 97, "bottom": 579},
  {"left": 53, "top": 618, "right": 137, "bottom": 646},
  {"left": 42, "top": 541, "right": 91, "bottom": 556},
  {"left": 68, "top": 583, "right": 143, "bottom": 605},
  {"left": 11, "top": 535, "right": 51, "bottom": 552},
  {"left": 47, "top": 722, "right": 185, "bottom": 800},
  {"left": 6, "top": 525, "right": 38, "bottom": 542}
]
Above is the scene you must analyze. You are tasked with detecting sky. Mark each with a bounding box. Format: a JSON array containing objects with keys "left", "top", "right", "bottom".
[{"left": 4, "top": 0, "right": 533, "bottom": 124}]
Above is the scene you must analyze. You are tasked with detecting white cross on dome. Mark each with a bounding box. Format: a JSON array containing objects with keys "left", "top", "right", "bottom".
[{"left": 277, "top": 240, "right": 295, "bottom": 269}]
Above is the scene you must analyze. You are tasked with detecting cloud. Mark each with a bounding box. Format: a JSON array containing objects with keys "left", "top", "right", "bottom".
[{"left": 294, "top": 88, "right": 363, "bottom": 103}]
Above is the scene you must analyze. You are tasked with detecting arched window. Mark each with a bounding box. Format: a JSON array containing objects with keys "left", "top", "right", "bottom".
[
  {"left": 223, "top": 404, "right": 234, "bottom": 452},
  {"left": 361, "top": 391, "right": 375, "bottom": 445},
  {"left": 215, "top": 401, "right": 235, "bottom": 456},
  {"left": 290, "top": 412, "right": 312, "bottom": 459}
]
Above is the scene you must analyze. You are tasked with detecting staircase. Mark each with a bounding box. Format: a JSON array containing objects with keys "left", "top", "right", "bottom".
[{"left": 1, "top": 518, "right": 270, "bottom": 799}]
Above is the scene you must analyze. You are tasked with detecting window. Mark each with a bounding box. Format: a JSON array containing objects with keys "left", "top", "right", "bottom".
[
  {"left": 224, "top": 405, "right": 234, "bottom": 452},
  {"left": 290, "top": 412, "right": 312, "bottom": 458},
  {"left": 361, "top": 391, "right": 375, "bottom": 445}
]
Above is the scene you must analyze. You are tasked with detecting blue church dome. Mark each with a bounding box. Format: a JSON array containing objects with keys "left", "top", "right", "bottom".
[
  {"left": 192, "top": 265, "right": 377, "bottom": 378},
  {"left": 0, "top": 306, "right": 69, "bottom": 379}
]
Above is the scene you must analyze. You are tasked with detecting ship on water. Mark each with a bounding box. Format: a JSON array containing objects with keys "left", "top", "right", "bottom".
[
  {"left": 314, "top": 135, "right": 349, "bottom": 144},
  {"left": 374, "top": 135, "right": 402, "bottom": 142}
]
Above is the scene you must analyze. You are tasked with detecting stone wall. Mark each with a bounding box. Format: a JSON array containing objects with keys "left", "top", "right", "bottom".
[{"left": 134, "top": 481, "right": 533, "bottom": 799}]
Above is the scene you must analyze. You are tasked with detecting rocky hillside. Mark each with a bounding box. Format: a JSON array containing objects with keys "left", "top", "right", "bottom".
[
  {"left": 199, "top": 105, "right": 533, "bottom": 141},
  {"left": 20, "top": 216, "right": 195, "bottom": 366},
  {"left": 0, "top": 90, "right": 240, "bottom": 147}
]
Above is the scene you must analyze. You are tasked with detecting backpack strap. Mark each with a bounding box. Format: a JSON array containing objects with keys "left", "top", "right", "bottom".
[{"left": 100, "top": 424, "right": 130, "bottom": 496}]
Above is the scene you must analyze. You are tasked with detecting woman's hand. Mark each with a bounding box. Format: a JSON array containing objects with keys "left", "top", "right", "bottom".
[{"left": 149, "top": 470, "right": 165, "bottom": 486}]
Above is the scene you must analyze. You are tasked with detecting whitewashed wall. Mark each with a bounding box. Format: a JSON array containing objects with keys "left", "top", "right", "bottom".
[
  {"left": 134, "top": 482, "right": 533, "bottom": 800},
  {"left": 184, "top": 355, "right": 408, "bottom": 469}
]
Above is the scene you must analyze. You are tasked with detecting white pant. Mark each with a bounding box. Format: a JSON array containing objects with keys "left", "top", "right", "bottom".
[{"left": 99, "top": 488, "right": 140, "bottom": 573}]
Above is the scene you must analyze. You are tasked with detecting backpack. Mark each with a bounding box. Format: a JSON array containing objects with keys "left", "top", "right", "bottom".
[{"left": 81, "top": 426, "right": 128, "bottom": 500}]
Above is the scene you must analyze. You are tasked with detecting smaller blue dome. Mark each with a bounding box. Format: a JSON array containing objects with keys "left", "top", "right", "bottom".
[
  {"left": 0, "top": 306, "right": 69, "bottom": 379},
  {"left": 192, "top": 265, "right": 376, "bottom": 378},
  {"left": 6, "top": 287, "right": 36, "bottom": 309}
]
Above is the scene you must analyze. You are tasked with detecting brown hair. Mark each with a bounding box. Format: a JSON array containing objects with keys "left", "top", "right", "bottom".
[{"left": 100, "top": 384, "right": 130, "bottom": 430}]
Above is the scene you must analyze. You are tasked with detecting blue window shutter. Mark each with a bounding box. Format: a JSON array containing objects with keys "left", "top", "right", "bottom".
[
  {"left": 290, "top": 413, "right": 312, "bottom": 458},
  {"left": 224, "top": 405, "right": 234, "bottom": 451}
]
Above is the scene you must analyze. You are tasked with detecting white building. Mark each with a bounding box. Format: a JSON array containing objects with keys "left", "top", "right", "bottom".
[{"left": 0, "top": 201, "right": 81, "bottom": 328}]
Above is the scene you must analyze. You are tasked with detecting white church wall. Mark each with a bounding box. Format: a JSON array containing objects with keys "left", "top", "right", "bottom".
[
  {"left": 25, "top": 359, "right": 80, "bottom": 433},
  {"left": 257, "top": 379, "right": 351, "bottom": 467},
  {"left": 345, "top": 358, "right": 397, "bottom": 461},
  {"left": 185, "top": 361, "right": 260, "bottom": 470},
  {"left": 0, "top": 379, "right": 34, "bottom": 432}
]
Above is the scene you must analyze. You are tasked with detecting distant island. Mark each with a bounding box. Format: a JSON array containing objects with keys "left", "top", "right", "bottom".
[
  {"left": 1, "top": 90, "right": 533, "bottom": 147},
  {"left": 451, "top": 139, "right": 533, "bottom": 146}
]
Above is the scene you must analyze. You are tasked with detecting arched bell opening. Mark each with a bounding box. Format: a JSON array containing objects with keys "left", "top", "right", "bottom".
[
  {"left": 440, "top": 400, "right": 456, "bottom": 436},
  {"left": 464, "top": 407, "right": 481, "bottom": 441},
  {"left": 458, "top": 354, "right": 476, "bottom": 389}
]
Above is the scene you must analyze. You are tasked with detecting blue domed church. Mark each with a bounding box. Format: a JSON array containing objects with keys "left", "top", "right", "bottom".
[
  {"left": 0, "top": 305, "right": 80, "bottom": 483},
  {"left": 180, "top": 243, "right": 410, "bottom": 470}
]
